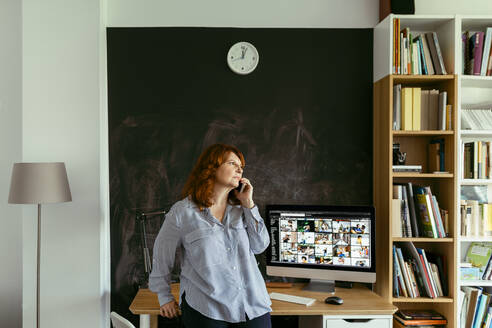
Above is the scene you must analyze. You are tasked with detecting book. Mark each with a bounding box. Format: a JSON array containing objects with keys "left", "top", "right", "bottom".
[
  {"left": 396, "top": 309, "right": 445, "bottom": 320},
  {"left": 421, "top": 35, "right": 435, "bottom": 75},
  {"left": 481, "top": 28, "right": 492, "bottom": 76},
  {"left": 393, "top": 84, "right": 402, "bottom": 130},
  {"left": 463, "top": 286, "right": 483, "bottom": 328},
  {"left": 396, "top": 247, "right": 414, "bottom": 297},
  {"left": 405, "top": 182, "right": 419, "bottom": 237},
  {"left": 415, "top": 192, "right": 438, "bottom": 238},
  {"left": 402, "top": 87, "right": 413, "bottom": 130},
  {"left": 393, "top": 165, "right": 422, "bottom": 172},
  {"left": 438, "top": 92, "right": 447, "bottom": 130},
  {"left": 400, "top": 242, "right": 435, "bottom": 298},
  {"left": 428, "top": 89, "right": 439, "bottom": 130},
  {"left": 420, "top": 90, "right": 429, "bottom": 130},
  {"left": 426, "top": 32, "right": 446, "bottom": 75},
  {"left": 412, "top": 88, "right": 421, "bottom": 130},
  {"left": 415, "top": 35, "right": 428, "bottom": 75},
  {"left": 432, "top": 32, "right": 447, "bottom": 74},
  {"left": 394, "top": 315, "right": 447, "bottom": 326},
  {"left": 465, "top": 242, "right": 492, "bottom": 274},
  {"left": 426, "top": 253, "right": 448, "bottom": 296},
  {"left": 474, "top": 31, "right": 485, "bottom": 75},
  {"left": 392, "top": 198, "right": 402, "bottom": 238},
  {"left": 394, "top": 246, "right": 408, "bottom": 297},
  {"left": 393, "top": 246, "right": 400, "bottom": 297},
  {"left": 473, "top": 292, "right": 490, "bottom": 328},
  {"left": 470, "top": 33, "right": 477, "bottom": 75}
]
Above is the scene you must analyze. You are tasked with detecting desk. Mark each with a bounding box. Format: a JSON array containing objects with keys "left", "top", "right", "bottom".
[{"left": 130, "top": 283, "right": 397, "bottom": 328}]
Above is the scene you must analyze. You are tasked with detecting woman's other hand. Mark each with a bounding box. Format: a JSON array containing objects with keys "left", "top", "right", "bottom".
[{"left": 159, "top": 299, "right": 180, "bottom": 318}]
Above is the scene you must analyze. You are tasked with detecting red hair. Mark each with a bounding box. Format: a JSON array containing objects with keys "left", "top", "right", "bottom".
[{"left": 182, "top": 144, "right": 245, "bottom": 210}]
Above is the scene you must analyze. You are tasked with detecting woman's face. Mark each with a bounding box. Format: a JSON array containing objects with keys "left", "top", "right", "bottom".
[{"left": 215, "top": 152, "right": 243, "bottom": 189}]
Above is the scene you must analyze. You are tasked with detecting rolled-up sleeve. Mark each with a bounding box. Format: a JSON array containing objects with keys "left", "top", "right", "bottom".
[
  {"left": 149, "top": 207, "right": 181, "bottom": 306},
  {"left": 243, "top": 206, "right": 270, "bottom": 254}
]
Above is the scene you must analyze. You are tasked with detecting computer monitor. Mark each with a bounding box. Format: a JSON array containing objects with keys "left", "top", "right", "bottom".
[{"left": 266, "top": 204, "right": 376, "bottom": 293}]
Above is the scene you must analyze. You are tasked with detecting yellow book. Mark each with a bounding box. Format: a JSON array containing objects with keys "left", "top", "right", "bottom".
[
  {"left": 412, "top": 88, "right": 421, "bottom": 131},
  {"left": 487, "top": 203, "right": 492, "bottom": 236},
  {"left": 401, "top": 88, "right": 413, "bottom": 130}
]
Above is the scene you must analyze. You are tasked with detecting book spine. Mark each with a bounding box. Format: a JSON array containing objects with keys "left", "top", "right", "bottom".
[
  {"left": 481, "top": 28, "right": 492, "bottom": 76},
  {"left": 418, "top": 250, "right": 436, "bottom": 298},
  {"left": 432, "top": 32, "right": 447, "bottom": 74},
  {"left": 474, "top": 32, "right": 485, "bottom": 76},
  {"left": 397, "top": 247, "right": 414, "bottom": 297}
]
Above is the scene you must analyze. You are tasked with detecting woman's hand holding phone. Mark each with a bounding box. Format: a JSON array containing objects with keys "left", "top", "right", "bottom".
[{"left": 235, "top": 178, "right": 254, "bottom": 208}]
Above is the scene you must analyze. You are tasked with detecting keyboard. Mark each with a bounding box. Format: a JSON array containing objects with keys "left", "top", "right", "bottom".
[{"left": 269, "top": 292, "right": 316, "bottom": 306}]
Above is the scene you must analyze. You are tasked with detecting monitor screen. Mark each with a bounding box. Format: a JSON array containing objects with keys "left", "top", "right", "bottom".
[{"left": 266, "top": 205, "right": 375, "bottom": 274}]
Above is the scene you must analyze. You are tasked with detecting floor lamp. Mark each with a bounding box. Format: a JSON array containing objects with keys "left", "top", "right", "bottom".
[{"left": 8, "top": 162, "right": 72, "bottom": 328}]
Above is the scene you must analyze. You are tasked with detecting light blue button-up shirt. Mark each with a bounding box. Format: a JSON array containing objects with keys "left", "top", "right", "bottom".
[{"left": 149, "top": 197, "right": 272, "bottom": 323}]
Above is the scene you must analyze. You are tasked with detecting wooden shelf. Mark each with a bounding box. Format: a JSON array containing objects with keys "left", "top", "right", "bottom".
[
  {"left": 393, "top": 130, "right": 454, "bottom": 136},
  {"left": 393, "top": 172, "right": 454, "bottom": 178},
  {"left": 392, "top": 297, "right": 454, "bottom": 303},
  {"left": 374, "top": 16, "right": 458, "bottom": 328},
  {"left": 393, "top": 237, "right": 454, "bottom": 242}
]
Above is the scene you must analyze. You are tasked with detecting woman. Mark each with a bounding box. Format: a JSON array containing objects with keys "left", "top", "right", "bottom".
[{"left": 149, "top": 144, "right": 272, "bottom": 327}]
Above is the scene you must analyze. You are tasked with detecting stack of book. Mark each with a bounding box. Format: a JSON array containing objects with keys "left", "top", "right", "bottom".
[
  {"left": 462, "top": 108, "right": 492, "bottom": 130},
  {"left": 393, "top": 19, "right": 447, "bottom": 75},
  {"left": 460, "top": 200, "right": 492, "bottom": 236},
  {"left": 460, "top": 287, "right": 492, "bottom": 328},
  {"left": 393, "top": 183, "right": 448, "bottom": 238},
  {"left": 392, "top": 86, "right": 451, "bottom": 131},
  {"left": 462, "top": 28, "right": 492, "bottom": 76},
  {"left": 393, "top": 242, "right": 447, "bottom": 298},
  {"left": 394, "top": 309, "right": 447, "bottom": 327},
  {"left": 462, "top": 141, "right": 492, "bottom": 179}
]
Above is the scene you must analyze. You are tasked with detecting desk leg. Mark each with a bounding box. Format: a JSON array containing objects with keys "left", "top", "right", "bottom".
[{"left": 139, "top": 314, "right": 158, "bottom": 328}]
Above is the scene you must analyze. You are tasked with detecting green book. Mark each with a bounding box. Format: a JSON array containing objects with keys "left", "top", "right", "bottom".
[
  {"left": 415, "top": 193, "right": 437, "bottom": 238},
  {"left": 465, "top": 242, "right": 492, "bottom": 274}
]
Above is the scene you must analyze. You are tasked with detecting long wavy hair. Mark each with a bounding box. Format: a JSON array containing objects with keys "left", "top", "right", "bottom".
[{"left": 182, "top": 144, "right": 245, "bottom": 210}]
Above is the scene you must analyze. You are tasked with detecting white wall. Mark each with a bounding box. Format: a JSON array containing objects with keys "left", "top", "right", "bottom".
[
  {"left": 415, "top": 0, "right": 492, "bottom": 15},
  {"left": 107, "top": 0, "right": 380, "bottom": 27},
  {"left": 22, "top": 0, "right": 103, "bottom": 327},
  {"left": 13, "top": 1, "right": 492, "bottom": 328},
  {"left": 0, "top": 0, "right": 22, "bottom": 327}
]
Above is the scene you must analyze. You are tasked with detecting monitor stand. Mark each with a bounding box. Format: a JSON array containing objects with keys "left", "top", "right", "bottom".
[{"left": 302, "top": 279, "right": 335, "bottom": 294}]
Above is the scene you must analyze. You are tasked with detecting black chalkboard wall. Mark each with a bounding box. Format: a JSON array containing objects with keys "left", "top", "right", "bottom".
[{"left": 108, "top": 27, "right": 373, "bottom": 326}]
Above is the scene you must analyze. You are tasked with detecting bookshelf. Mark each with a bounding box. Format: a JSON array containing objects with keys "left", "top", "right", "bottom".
[
  {"left": 374, "top": 14, "right": 458, "bottom": 328},
  {"left": 456, "top": 15, "right": 492, "bottom": 328}
]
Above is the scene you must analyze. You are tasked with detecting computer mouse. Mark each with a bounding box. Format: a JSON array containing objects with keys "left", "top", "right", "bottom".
[{"left": 325, "top": 296, "right": 343, "bottom": 305}]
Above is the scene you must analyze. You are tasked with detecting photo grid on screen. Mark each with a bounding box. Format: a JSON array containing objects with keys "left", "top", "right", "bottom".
[{"left": 278, "top": 216, "right": 370, "bottom": 268}]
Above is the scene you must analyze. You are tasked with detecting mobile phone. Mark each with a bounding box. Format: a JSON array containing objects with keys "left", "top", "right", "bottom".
[{"left": 236, "top": 182, "right": 245, "bottom": 193}]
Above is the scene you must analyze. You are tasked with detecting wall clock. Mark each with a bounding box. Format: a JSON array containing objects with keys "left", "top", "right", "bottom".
[{"left": 227, "top": 41, "right": 259, "bottom": 75}]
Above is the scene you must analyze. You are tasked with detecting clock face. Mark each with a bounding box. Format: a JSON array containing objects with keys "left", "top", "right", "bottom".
[{"left": 227, "top": 42, "right": 259, "bottom": 75}]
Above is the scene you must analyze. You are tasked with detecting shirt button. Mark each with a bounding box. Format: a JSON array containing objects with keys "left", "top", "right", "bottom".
[
  {"left": 233, "top": 266, "right": 237, "bottom": 270},
  {"left": 237, "top": 287, "right": 241, "bottom": 290},
  {"left": 227, "top": 248, "right": 231, "bottom": 251}
]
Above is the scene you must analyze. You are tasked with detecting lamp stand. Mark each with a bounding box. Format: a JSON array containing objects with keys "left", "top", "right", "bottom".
[{"left": 37, "top": 204, "right": 41, "bottom": 328}]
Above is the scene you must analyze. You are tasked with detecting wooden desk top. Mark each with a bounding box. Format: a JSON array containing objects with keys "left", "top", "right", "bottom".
[{"left": 130, "top": 283, "right": 397, "bottom": 316}]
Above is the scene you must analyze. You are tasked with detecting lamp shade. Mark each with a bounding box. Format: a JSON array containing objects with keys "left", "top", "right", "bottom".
[{"left": 8, "top": 162, "right": 72, "bottom": 204}]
